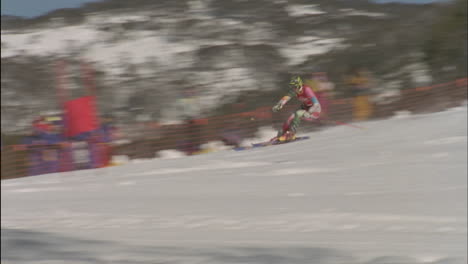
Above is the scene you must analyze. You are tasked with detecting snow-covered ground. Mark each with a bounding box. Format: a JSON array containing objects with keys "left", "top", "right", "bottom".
[
  {"left": 1, "top": 106, "right": 467, "bottom": 264},
  {"left": 279, "top": 36, "right": 344, "bottom": 66},
  {"left": 339, "top": 8, "right": 387, "bottom": 18},
  {"left": 286, "top": 4, "right": 326, "bottom": 17}
]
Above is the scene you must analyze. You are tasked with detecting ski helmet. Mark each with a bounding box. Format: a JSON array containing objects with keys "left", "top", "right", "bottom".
[{"left": 289, "top": 76, "right": 303, "bottom": 93}]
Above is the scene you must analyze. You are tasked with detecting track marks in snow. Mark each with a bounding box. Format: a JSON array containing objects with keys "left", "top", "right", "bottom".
[
  {"left": 129, "top": 160, "right": 270, "bottom": 177},
  {"left": 271, "top": 167, "right": 338, "bottom": 176},
  {"left": 3, "top": 212, "right": 465, "bottom": 235},
  {"left": 424, "top": 136, "right": 467, "bottom": 145},
  {"left": 3, "top": 187, "right": 71, "bottom": 193},
  {"left": 344, "top": 186, "right": 467, "bottom": 196}
]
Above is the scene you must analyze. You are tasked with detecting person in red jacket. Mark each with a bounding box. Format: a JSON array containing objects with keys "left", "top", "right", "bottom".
[{"left": 272, "top": 76, "right": 322, "bottom": 141}]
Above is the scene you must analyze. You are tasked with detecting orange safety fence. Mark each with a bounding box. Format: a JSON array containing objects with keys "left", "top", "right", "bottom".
[{"left": 1, "top": 78, "right": 466, "bottom": 179}]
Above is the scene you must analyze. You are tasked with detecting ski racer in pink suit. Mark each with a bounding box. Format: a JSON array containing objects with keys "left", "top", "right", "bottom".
[{"left": 272, "top": 76, "right": 321, "bottom": 141}]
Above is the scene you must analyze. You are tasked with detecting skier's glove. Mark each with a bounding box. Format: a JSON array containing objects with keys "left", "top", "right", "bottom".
[{"left": 272, "top": 104, "right": 283, "bottom": 112}]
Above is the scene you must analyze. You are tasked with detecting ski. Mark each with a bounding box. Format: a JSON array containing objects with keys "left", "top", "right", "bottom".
[{"left": 234, "top": 136, "right": 310, "bottom": 151}]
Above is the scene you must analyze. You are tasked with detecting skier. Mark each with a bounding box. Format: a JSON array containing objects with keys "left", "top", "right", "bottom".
[{"left": 272, "top": 76, "right": 321, "bottom": 141}]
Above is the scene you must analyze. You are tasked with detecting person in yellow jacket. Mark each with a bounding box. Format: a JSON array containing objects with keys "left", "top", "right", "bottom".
[{"left": 347, "top": 69, "right": 373, "bottom": 121}]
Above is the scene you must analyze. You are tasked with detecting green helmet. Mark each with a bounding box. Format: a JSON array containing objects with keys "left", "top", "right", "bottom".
[{"left": 289, "top": 76, "right": 303, "bottom": 93}]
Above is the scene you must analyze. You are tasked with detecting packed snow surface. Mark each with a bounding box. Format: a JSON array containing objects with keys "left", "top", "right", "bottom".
[{"left": 2, "top": 106, "right": 467, "bottom": 264}]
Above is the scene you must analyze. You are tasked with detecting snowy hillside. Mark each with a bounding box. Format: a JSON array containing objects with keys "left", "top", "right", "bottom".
[
  {"left": 2, "top": 105, "right": 466, "bottom": 263},
  {"left": 1, "top": 0, "right": 444, "bottom": 133},
  {"left": 0, "top": 2, "right": 344, "bottom": 126}
]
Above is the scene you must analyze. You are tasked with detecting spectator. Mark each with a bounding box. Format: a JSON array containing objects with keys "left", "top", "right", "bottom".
[
  {"left": 347, "top": 69, "right": 374, "bottom": 121},
  {"left": 175, "top": 87, "right": 203, "bottom": 155}
]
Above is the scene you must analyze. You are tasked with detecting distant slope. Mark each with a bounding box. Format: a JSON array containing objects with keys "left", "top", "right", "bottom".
[{"left": 1, "top": 0, "right": 465, "bottom": 133}]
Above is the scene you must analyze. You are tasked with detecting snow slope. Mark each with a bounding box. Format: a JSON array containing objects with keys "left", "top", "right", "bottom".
[{"left": 1, "top": 106, "right": 467, "bottom": 264}]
